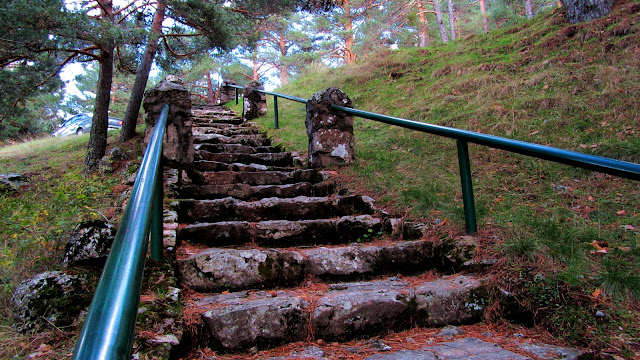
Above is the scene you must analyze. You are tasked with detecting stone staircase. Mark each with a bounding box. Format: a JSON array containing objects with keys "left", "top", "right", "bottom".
[{"left": 172, "top": 104, "right": 585, "bottom": 359}]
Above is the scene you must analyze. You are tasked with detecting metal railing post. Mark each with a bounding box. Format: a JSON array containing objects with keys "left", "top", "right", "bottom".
[
  {"left": 456, "top": 139, "right": 477, "bottom": 234},
  {"left": 274, "top": 95, "right": 279, "bottom": 129},
  {"left": 150, "top": 159, "right": 163, "bottom": 261},
  {"left": 235, "top": 88, "right": 239, "bottom": 105}
]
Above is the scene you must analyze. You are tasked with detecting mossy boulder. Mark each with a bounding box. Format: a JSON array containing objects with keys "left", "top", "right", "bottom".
[
  {"left": 11, "top": 271, "right": 91, "bottom": 333},
  {"left": 62, "top": 220, "right": 116, "bottom": 267}
]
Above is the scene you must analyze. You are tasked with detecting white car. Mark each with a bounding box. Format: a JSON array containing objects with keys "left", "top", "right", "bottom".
[{"left": 52, "top": 114, "right": 122, "bottom": 137}]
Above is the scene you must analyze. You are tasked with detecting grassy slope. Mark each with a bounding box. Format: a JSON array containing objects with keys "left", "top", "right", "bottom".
[
  {"left": 248, "top": 2, "right": 640, "bottom": 353},
  {"left": 0, "top": 132, "right": 141, "bottom": 357}
]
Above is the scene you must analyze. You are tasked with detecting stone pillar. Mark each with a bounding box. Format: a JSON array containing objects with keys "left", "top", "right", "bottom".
[
  {"left": 305, "top": 87, "right": 355, "bottom": 168},
  {"left": 143, "top": 75, "right": 194, "bottom": 167},
  {"left": 243, "top": 80, "right": 267, "bottom": 121},
  {"left": 218, "top": 79, "right": 237, "bottom": 105}
]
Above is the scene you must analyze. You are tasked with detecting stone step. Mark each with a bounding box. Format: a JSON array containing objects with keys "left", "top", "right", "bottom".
[
  {"left": 193, "top": 134, "right": 270, "bottom": 147},
  {"left": 193, "top": 117, "right": 243, "bottom": 125},
  {"left": 194, "top": 143, "right": 282, "bottom": 154},
  {"left": 192, "top": 105, "right": 235, "bottom": 113},
  {"left": 195, "top": 151, "right": 295, "bottom": 167},
  {"left": 178, "top": 195, "right": 377, "bottom": 223},
  {"left": 177, "top": 240, "right": 445, "bottom": 292},
  {"left": 192, "top": 113, "right": 239, "bottom": 119},
  {"left": 186, "top": 275, "right": 486, "bottom": 351},
  {"left": 180, "top": 181, "right": 335, "bottom": 200},
  {"left": 192, "top": 123, "right": 240, "bottom": 129},
  {"left": 192, "top": 126, "right": 260, "bottom": 136},
  {"left": 192, "top": 110, "right": 237, "bottom": 118},
  {"left": 177, "top": 214, "right": 381, "bottom": 247},
  {"left": 194, "top": 336, "right": 589, "bottom": 360},
  {"left": 194, "top": 169, "right": 321, "bottom": 186},
  {"left": 192, "top": 160, "right": 293, "bottom": 173}
]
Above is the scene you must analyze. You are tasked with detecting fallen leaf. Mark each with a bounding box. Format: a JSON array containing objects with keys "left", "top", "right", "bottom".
[
  {"left": 221, "top": 290, "right": 229, "bottom": 295},
  {"left": 587, "top": 195, "right": 595, "bottom": 201},
  {"left": 622, "top": 225, "right": 636, "bottom": 231},
  {"left": 617, "top": 209, "right": 627, "bottom": 216},
  {"left": 618, "top": 247, "right": 631, "bottom": 251},
  {"left": 592, "top": 288, "right": 602, "bottom": 298},
  {"left": 590, "top": 241, "right": 608, "bottom": 253},
  {"left": 436, "top": 218, "right": 448, "bottom": 227}
]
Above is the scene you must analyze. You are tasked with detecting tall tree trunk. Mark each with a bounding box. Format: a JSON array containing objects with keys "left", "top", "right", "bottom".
[
  {"left": 206, "top": 72, "right": 215, "bottom": 105},
  {"left": 433, "top": 0, "right": 449, "bottom": 43},
  {"left": 447, "top": 0, "right": 456, "bottom": 40},
  {"left": 343, "top": 0, "right": 357, "bottom": 64},
  {"left": 85, "top": 0, "right": 114, "bottom": 172},
  {"left": 279, "top": 36, "right": 289, "bottom": 85},
  {"left": 280, "top": 66, "right": 289, "bottom": 85},
  {"left": 418, "top": 0, "right": 429, "bottom": 47},
  {"left": 252, "top": 53, "right": 259, "bottom": 80},
  {"left": 479, "top": 0, "right": 489, "bottom": 33},
  {"left": 525, "top": 0, "right": 535, "bottom": 18},
  {"left": 119, "top": 0, "right": 165, "bottom": 143}
]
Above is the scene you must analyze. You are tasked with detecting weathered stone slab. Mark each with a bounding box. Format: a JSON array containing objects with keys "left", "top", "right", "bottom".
[
  {"left": 194, "top": 276, "right": 487, "bottom": 351},
  {"left": 178, "top": 248, "right": 304, "bottom": 292},
  {"left": 192, "top": 126, "right": 260, "bottom": 136},
  {"left": 193, "top": 133, "right": 270, "bottom": 147},
  {"left": 178, "top": 215, "right": 382, "bottom": 247},
  {"left": 178, "top": 240, "right": 441, "bottom": 291},
  {"left": 202, "top": 295, "right": 308, "bottom": 350},
  {"left": 301, "top": 240, "right": 435, "bottom": 279},
  {"left": 195, "top": 143, "right": 281, "bottom": 154},
  {"left": 179, "top": 195, "right": 376, "bottom": 223},
  {"left": 180, "top": 182, "right": 327, "bottom": 200},
  {"left": 517, "top": 341, "right": 589, "bottom": 360},
  {"left": 365, "top": 338, "right": 531, "bottom": 360},
  {"left": 196, "top": 151, "right": 294, "bottom": 167},
  {"left": 313, "top": 285, "right": 411, "bottom": 340},
  {"left": 197, "top": 169, "right": 321, "bottom": 186},
  {"left": 194, "top": 161, "right": 290, "bottom": 173},
  {"left": 414, "top": 275, "right": 485, "bottom": 326}
]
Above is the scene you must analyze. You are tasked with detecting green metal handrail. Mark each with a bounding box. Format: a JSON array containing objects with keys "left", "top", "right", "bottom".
[
  {"left": 226, "top": 84, "right": 640, "bottom": 233},
  {"left": 72, "top": 104, "right": 169, "bottom": 360}
]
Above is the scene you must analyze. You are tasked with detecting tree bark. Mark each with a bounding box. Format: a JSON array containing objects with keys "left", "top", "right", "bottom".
[
  {"left": 279, "top": 36, "right": 289, "bottom": 85},
  {"left": 525, "top": 0, "right": 535, "bottom": 19},
  {"left": 479, "top": 0, "right": 489, "bottom": 33},
  {"left": 119, "top": 0, "right": 166, "bottom": 143},
  {"left": 418, "top": 0, "right": 429, "bottom": 47},
  {"left": 447, "top": 0, "right": 456, "bottom": 41},
  {"left": 343, "top": 0, "right": 358, "bottom": 63},
  {"left": 433, "top": 0, "right": 449, "bottom": 43},
  {"left": 85, "top": 0, "right": 114, "bottom": 172},
  {"left": 252, "top": 53, "right": 259, "bottom": 80}
]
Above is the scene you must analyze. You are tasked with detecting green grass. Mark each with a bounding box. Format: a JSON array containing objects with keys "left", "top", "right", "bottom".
[
  {"left": 0, "top": 131, "right": 142, "bottom": 358},
  {"left": 243, "top": 3, "right": 640, "bottom": 351}
]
